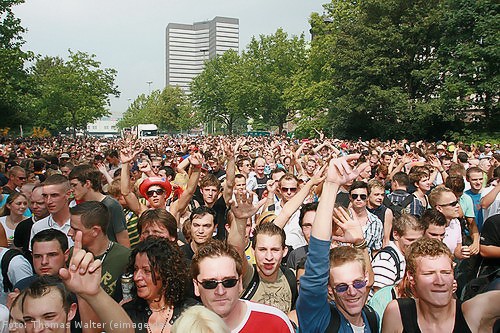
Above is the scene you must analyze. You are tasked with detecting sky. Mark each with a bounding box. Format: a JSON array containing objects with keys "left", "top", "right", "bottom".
[{"left": 13, "top": 0, "right": 327, "bottom": 118}]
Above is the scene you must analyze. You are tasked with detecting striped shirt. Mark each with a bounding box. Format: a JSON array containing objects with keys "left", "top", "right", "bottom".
[{"left": 371, "top": 242, "right": 405, "bottom": 290}]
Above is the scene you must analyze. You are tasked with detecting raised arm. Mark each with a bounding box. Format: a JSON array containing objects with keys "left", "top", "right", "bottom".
[
  {"left": 274, "top": 165, "right": 326, "bottom": 229},
  {"left": 222, "top": 141, "right": 238, "bottom": 204},
  {"left": 60, "top": 232, "right": 134, "bottom": 333},
  {"left": 170, "top": 152, "right": 203, "bottom": 225},
  {"left": 120, "top": 147, "right": 142, "bottom": 216}
]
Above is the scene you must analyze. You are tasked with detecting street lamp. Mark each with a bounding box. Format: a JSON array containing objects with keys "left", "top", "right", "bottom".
[{"left": 146, "top": 81, "right": 153, "bottom": 94}]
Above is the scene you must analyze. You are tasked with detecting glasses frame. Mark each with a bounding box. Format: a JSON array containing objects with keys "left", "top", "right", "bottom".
[
  {"left": 146, "top": 188, "right": 165, "bottom": 197},
  {"left": 351, "top": 193, "right": 367, "bottom": 200},
  {"left": 437, "top": 200, "right": 459, "bottom": 207},
  {"left": 196, "top": 278, "right": 239, "bottom": 290},
  {"left": 281, "top": 187, "right": 297, "bottom": 193},
  {"left": 332, "top": 279, "right": 367, "bottom": 293}
]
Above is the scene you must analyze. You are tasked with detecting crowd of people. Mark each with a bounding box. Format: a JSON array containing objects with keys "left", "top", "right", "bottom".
[{"left": 0, "top": 134, "right": 498, "bottom": 333}]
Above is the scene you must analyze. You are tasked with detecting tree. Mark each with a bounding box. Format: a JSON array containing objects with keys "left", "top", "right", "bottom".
[
  {"left": 242, "top": 29, "right": 308, "bottom": 132},
  {"left": 0, "top": 0, "right": 33, "bottom": 128},
  {"left": 32, "top": 51, "right": 119, "bottom": 137},
  {"left": 118, "top": 86, "right": 192, "bottom": 133},
  {"left": 190, "top": 49, "right": 244, "bottom": 135}
]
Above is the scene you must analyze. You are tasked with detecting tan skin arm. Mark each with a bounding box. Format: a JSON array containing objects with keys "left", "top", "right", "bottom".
[
  {"left": 120, "top": 146, "right": 144, "bottom": 217},
  {"left": 481, "top": 181, "right": 500, "bottom": 209},
  {"left": 115, "top": 229, "right": 130, "bottom": 248},
  {"left": 381, "top": 299, "right": 403, "bottom": 333},
  {"left": 383, "top": 208, "right": 394, "bottom": 247},
  {"left": 273, "top": 165, "right": 326, "bottom": 229},
  {"left": 228, "top": 192, "right": 266, "bottom": 287},
  {"left": 462, "top": 290, "right": 500, "bottom": 333},
  {"left": 170, "top": 152, "right": 203, "bottom": 226},
  {"left": 0, "top": 224, "right": 8, "bottom": 247}
]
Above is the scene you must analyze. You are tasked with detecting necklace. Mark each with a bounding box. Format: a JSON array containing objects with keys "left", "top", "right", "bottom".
[
  {"left": 147, "top": 305, "right": 172, "bottom": 333},
  {"left": 97, "top": 241, "right": 113, "bottom": 263}
]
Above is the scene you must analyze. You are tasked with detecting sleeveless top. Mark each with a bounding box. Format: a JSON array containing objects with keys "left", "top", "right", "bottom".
[{"left": 396, "top": 298, "right": 471, "bottom": 333}]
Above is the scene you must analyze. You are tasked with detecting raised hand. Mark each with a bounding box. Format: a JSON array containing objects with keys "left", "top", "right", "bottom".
[
  {"left": 120, "top": 145, "right": 141, "bottom": 164},
  {"left": 310, "top": 163, "right": 327, "bottom": 186},
  {"left": 230, "top": 190, "right": 266, "bottom": 220},
  {"left": 325, "top": 154, "right": 364, "bottom": 186},
  {"left": 59, "top": 231, "right": 102, "bottom": 297},
  {"left": 266, "top": 179, "right": 278, "bottom": 194},
  {"left": 331, "top": 207, "right": 365, "bottom": 245}
]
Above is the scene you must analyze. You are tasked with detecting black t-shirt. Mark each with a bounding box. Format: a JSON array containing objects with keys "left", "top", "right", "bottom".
[
  {"left": 14, "top": 217, "right": 34, "bottom": 257},
  {"left": 479, "top": 214, "right": 500, "bottom": 276}
]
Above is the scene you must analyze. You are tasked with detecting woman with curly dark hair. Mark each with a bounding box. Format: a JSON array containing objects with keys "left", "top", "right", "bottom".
[{"left": 122, "top": 237, "right": 197, "bottom": 333}]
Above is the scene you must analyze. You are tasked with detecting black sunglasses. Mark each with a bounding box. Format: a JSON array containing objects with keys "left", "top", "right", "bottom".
[
  {"left": 438, "top": 200, "right": 459, "bottom": 207},
  {"left": 351, "top": 194, "right": 367, "bottom": 200},
  {"left": 197, "top": 278, "right": 239, "bottom": 290},
  {"left": 333, "top": 279, "right": 367, "bottom": 293},
  {"left": 146, "top": 189, "right": 165, "bottom": 197}
]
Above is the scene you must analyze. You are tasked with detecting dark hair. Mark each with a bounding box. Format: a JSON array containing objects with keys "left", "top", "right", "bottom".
[
  {"left": 127, "top": 238, "right": 188, "bottom": 306},
  {"left": 138, "top": 209, "right": 178, "bottom": 241},
  {"left": 393, "top": 172, "right": 409, "bottom": 187},
  {"left": 252, "top": 222, "right": 286, "bottom": 249},
  {"left": 162, "top": 166, "right": 175, "bottom": 180},
  {"left": 445, "top": 176, "right": 465, "bottom": 193},
  {"left": 69, "top": 201, "right": 109, "bottom": 231},
  {"left": 420, "top": 208, "right": 447, "bottom": 228},
  {"left": 349, "top": 181, "right": 368, "bottom": 194},
  {"left": 22, "top": 275, "right": 74, "bottom": 314},
  {"left": 190, "top": 206, "right": 216, "bottom": 224},
  {"left": 68, "top": 164, "right": 101, "bottom": 191},
  {"left": 31, "top": 229, "right": 69, "bottom": 252},
  {"left": 191, "top": 240, "right": 242, "bottom": 278},
  {"left": 299, "top": 202, "right": 318, "bottom": 227}
]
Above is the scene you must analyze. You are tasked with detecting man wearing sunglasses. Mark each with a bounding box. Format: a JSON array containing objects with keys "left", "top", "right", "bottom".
[
  {"left": 349, "top": 181, "right": 383, "bottom": 256},
  {"left": 192, "top": 240, "right": 294, "bottom": 332},
  {"left": 429, "top": 186, "right": 470, "bottom": 259},
  {"left": 297, "top": 155, "right": 379, "bottom": 333},
  {"left": 2, "top": 166, "right": 26, "bottom": 195}
]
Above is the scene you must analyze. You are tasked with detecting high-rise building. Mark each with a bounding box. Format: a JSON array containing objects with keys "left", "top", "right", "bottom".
[{"left": 166, "top": 16, "right": 239, "bottom": 93}]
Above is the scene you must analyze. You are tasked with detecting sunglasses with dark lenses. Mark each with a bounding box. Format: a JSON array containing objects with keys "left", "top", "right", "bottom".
[
  {"left": 197, "top": 278, "right": 239, "bottom": 290},
  {"left": 151, "top": 165, "right": 161, "bottom": 169},
  {"left": 438, "top": 200, "right": 459, "bottom": 207},
  {"left": 281, "top": 187, "right": 297, "bottom": 193},
  {"left": 146, "top": 189, "right": 165, "bottom": 197},
  {"left": 333, "top": 279, "right": 367, "bottom": 293},
  {"left": 351, "top": 194, "right": 367, "bottom": 200}
]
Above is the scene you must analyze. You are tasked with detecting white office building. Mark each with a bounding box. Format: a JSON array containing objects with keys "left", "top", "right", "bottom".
[{"left": 166, "top": 16, "right": 239, "bottom": 93}]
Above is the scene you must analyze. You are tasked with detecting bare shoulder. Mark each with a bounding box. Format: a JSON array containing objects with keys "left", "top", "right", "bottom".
[
  {"left": 382, "top": 299, "right": 403, "bottom": 333},
  {"left": 463, "top": 290, "right": 500, "bottom": 332}
]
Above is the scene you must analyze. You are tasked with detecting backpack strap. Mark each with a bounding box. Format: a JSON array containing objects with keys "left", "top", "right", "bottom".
[
  {"left": 377, "top": 246, "right": 402, "bottom": 281},
  {"left": 241, "top": 265, "right": 260, "bottom": 300},
  {"left": 362, "top": 304, "right": 379, "bottom": 332},
  {"left": 280, "top": 266, "right": 298, "bottom": 310},
  {"left": 1, "top": 249, "right": 23, "bottom": 292},
  {"left": 326, "top": 303, "right": 379, "bottom": 332},
  {"left": 326, "top": 303, "right": 341, "bottom": 332},
  {"left": 400, "top": 194, "right": 415, "bottom": 210},
  {"left": 396, "top": 298, "right": 421, "bottom": 333}
]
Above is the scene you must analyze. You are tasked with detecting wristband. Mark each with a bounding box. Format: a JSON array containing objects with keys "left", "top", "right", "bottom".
[{"left": 353, "top": 239, "right": 367, "bottom": 250}]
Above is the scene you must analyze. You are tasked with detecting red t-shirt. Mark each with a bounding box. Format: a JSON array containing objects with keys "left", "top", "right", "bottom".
[{"left": 234, "top": 300, "right": 295, "bottom": 333}]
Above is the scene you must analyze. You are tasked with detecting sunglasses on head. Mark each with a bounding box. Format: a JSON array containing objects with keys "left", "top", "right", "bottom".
[
  {"left": 146, "top": 188, "right": 165, "bottom": 197},
  {"left": 438, "top": 200, "right": 459, "bottom": 207},
  {"left": 333, "top": 279, "right": 367, "bottom": 293},
  {"left": 281, "top": 187, "right": 297, "bottom": 193},
  {"left": 351, "top": 194, "right": 367, "bottom": 200},
  {"left": 197, "top": 278, "right": 239, "bottom": 290}
]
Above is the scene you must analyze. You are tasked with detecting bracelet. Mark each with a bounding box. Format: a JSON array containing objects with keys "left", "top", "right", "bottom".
[{"left": 353, "top": 239, "right": 367, "bottom": 249}]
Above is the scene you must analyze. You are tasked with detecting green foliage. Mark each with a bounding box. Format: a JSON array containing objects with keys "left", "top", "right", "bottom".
[
  {"left": 31, "top": 51, "right": 119, "bottom": 136},
  {"left": 242, "top": 29, "right": 308, "bottom": 131},
  {"left": 118, "top": 86, "right": 192, "bottom": 133},
  {"left": 0, "top": 0, "right": 33, "bottom": 127},
  {"left": 291, "top": 0, "right": 498, "bottom": 140}
]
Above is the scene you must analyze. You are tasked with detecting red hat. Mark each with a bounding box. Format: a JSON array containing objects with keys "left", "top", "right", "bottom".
[{"left": 139, "top": 177, "right": 172, "bottom": 199}]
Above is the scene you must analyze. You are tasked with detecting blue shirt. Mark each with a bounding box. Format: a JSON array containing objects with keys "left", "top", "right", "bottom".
[
  {"left": 465, "top": 190, "right": 484, "bottom": 231},
  {"left": 297, "top": 236, "right": 378, "bottom": 333}
]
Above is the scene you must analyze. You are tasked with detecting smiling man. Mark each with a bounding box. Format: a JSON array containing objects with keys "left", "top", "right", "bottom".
[{"left": 192, "top": 240, "right": 294, "bottom": 332}]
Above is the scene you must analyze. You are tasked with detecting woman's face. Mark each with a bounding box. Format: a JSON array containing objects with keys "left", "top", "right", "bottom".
[
  {"left": 133, "top": 253, "right": 163, "bottom": 303},
  {"left": 8, "top": 196, "right": 28, "bottom": 216}
]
